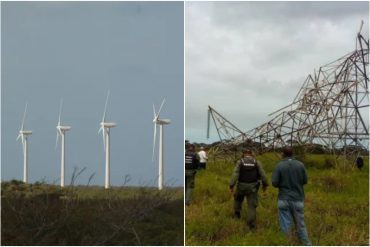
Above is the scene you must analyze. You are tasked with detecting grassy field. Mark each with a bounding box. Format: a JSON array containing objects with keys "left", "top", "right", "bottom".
[
  {"left": 1, "top": 181, "right": 184, "bottom": 246},
  {"left": 185, "top": 152, "right": 369, "bottom": 245}
]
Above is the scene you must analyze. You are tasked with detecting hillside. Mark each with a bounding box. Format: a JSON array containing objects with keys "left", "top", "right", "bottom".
[
  {"left": 1, "top": 182, "right": 183, "bottom": 246},
  {"left": 185, "top": 153, "right": 369, "bottom": 245}
]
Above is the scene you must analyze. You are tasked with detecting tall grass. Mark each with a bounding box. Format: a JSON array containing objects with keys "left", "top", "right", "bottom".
[{"left": 185, "top": 153, "right": 369, "bottom": 245}]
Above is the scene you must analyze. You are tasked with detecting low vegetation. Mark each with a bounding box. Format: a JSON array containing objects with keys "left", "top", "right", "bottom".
[
  {"left": 1, "top": 181, "right": 183, "bottom": 246},
  {"left": 186, "top": 152, "right": 369, "bottom": 245}
]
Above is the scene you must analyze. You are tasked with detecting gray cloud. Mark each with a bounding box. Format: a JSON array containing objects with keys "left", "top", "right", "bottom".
[
  {"left": 2, "top": 2, "right": 184, "bottom": 186},
  {"left": 185, "top": 1, "right": 369, "bottom": 143}
]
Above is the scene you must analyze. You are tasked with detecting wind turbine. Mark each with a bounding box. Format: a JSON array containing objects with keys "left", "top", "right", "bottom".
[
  {"left": 98, "top": 90, "right": 117, "bottom": 189},
  {"left": 56, "top": 99, "right": 71, "bottom": 188},
  {"left": 17, "top": 103, "right": 32, "bottom": 183},
  {"left": 152, "top": 98, "right": 171, "bottom": 190}
]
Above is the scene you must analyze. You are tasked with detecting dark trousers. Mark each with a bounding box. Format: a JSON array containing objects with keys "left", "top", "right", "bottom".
[
  {"left": 198, "top": 162, "right": 206, "bottom": 169},
  {"left": 185, "top": 170, "right": 196, "bottom": 204},
  {"left": 234, "top": 182, "right": 259, "bottom": 230}
]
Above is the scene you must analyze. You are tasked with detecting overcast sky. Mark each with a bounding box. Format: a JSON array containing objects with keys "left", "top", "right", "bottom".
[
  {"left": 2, "top": 2, "right": 184, "bottom": 187},
  {"left": 185, "top": 1, "right": 369, "bottom": 144}
]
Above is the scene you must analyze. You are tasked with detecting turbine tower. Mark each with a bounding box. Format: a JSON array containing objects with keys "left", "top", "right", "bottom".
[
  {"left": 56, "top": 99, "right": 71, "bottom": 188},
  {"left": 17, "top": 103, "right": 32, "bottom": 183},
  {"left": 98, "top": 90, "right": 117, "bottom": 189},
  {"left": 152, "top": 98, "right": 171, "bottom": 190}
]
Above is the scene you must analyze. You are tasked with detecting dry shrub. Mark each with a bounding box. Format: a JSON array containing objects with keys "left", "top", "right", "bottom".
[{"left": 1, "top": 181, "right": 183, "bottom": 246}]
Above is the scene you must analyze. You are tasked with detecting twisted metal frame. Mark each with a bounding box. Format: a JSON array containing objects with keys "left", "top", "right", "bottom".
[{"left": 207, "top": 29, "right": 369, "bottom": 156}]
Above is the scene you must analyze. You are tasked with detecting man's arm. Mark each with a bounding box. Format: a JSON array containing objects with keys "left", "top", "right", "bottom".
[
  {"left": 256, "top": 161, "right": 268, "bottom": 187},
  {"left": 194, "top": 153, "right": 200, "bottom": 168},
  {"left": 271, "top": 165, "right": 280, "bottom": 188},
  {"left": 302, "top": 165, "right": 308, "bottom": 185},
  {"left": 229, "top": 162, "right": 241, "bottom": 189}
]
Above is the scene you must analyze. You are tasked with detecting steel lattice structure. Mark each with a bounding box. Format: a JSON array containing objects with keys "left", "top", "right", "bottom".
[
  {"left": 207, "top": 106, "right": 246, "bottom": 142},
  {"left": 207, "top": 28, "right": 369, "bottom": 153}
]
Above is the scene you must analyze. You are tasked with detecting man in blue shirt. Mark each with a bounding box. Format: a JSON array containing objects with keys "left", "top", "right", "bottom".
[{"left": 272, "top": 146, "right": 311, "bottom": 245}]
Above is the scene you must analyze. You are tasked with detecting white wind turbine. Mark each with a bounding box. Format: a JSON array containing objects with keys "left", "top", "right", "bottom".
[
  {"left": 56, "top": 99, "right": 71, "bottom": 188},
  {"left": 152, "top": 98, "right": 171, "bottom": 190},
  {"left": 17, "top": 103, "right": 32, "bottom": 183},
  {"left": 98, "top": 90, "right": 117, "bottom": 189}
]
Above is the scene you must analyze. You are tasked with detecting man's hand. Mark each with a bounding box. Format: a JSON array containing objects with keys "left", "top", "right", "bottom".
[
  {"left": 229, "top": 186, "right": 234, "bottom": 194},
  {"left": 262, "top": 184, "right": 268, "bottom": 193}
]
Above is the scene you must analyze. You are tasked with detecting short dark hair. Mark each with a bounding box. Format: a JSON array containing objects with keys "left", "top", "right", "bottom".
[
  {"left": 185, "top": 142, "right": 190, "bottom": 150},
  {"left": 187, "top": 144, "right": 194, "bottom": 152},
  {"left": 282, "top": 146, "right": 293, "bottom": 157}
]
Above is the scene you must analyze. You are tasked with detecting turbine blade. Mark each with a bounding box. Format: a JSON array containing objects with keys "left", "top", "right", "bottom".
[
  {"left": 207, "top": 108, "right": 211, "bottom": 139},
  {"left": 152, "top": 123, "right": 157, "bottom": 161},
  {"left": 102, "top": 90, "right": 110, "bottom": 122},
  {"left": 55, "top": 132, "right": 59, "bottom": 150},
  {"left": 21, "top": 136, "right": 26, "bottom": 157},
  {"left": 16, "top": 133, "right": 21, "bottom": 141},
  {"left": 58, "top": 98, "right": 63, "bottom": 126},
  {"left": 153, "top": 104, "right": 156, "bottom": 120},
  {"left": 98, "top": 126, "right": 106, "bottom": 151},
  {"left": 102, "top": 128, "right": 106, "bottom": 152},
  {"left": 21, "top": 102, "right": 28, "bottom": 131},
  {"left": 156, "top": 98, "right": 166, "bottom": 118}
]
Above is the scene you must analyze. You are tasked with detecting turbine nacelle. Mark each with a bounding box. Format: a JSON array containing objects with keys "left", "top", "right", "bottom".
[
  {"left": 100, "top": 122, "right": 117, "bottom": 128},
  {"left": 19, "top": 130, "right": 33, "bottom": 136},
  {"left": 156, "top": 119, "right": 171, "bottom": 125},
  {"left": 56, "top": 126, "right": 72, "bottom": 132}
]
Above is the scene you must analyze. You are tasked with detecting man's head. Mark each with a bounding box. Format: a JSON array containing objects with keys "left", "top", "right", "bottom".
[
  {"left": 200, "top": 146, "right": 204, "bottom": 151},
  {"left": 282, "top": 146, "right": 293, "bottom": 158},
  {"left": 187, "top": 144, "right": 195, "bottom": 152},
  {"left": 243, "top": 149, "right": 253, "bottom": 157},
  {"left": 185, "top": 142, "right": 189, "bottom": 150}
]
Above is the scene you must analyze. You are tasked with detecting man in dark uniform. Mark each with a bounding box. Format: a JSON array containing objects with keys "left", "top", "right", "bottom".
[
  {"left": 229, "top": 149, "right": 268, "bottom": 230},
  {"left": 356, "top": 156, "right": 364, "bottom": 170},
  {"left": 185, "top": 143, "right": 199, "bottom": 206}
]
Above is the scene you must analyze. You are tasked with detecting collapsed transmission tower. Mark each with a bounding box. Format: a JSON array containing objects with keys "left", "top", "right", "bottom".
[
  {"left": 207, "top": 106, "right": 246, "bottom": 142},
  {"left": 208, "top": 27, "right": 369, "bottom": 153}
]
